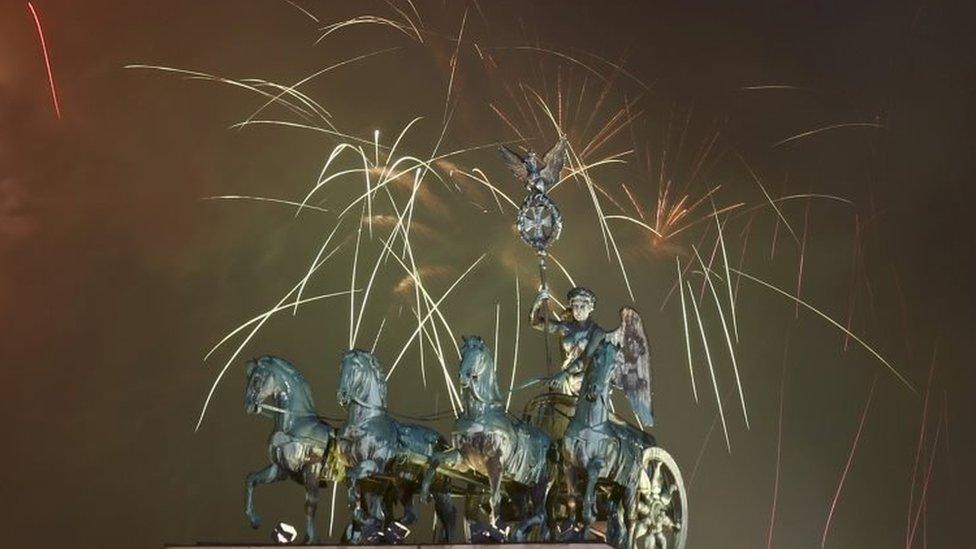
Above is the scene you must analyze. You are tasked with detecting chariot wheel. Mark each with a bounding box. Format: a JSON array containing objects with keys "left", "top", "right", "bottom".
[{"left": 634, "top": 446, "right": 687, "bottom": 549}]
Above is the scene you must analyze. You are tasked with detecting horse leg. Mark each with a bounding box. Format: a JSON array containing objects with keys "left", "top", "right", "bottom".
[
  {"left": 582, "top": 459, "right": 604, "bottom": 540},
  {"left": 347, "top": 461, "right": 380, "bottom": 534},
  {"left": 301, "top": 464, "right": 321, "bottom": 544},
  {"left": 363, "top": 490, "right": 388, "bottom": 543},
  {"left": 433, "top": 492, "right": 457, "bottom": 543},
  {"left": 486, "top": 456, "right": 504, "bottom": 530},
  {"left": 514, "top": 460, "right": 551, "bottom": 542},
  {"left": 606, "top": 497, "right": 626, "bottom": 548},
  {"left": 397, "top": 482, "right": 417, "bottom": 526},
  {"left": 621, "top": 483, "right": 638, "bottom": 549},
  {"left": 421, "top": 448, "right": 460, "bottom": 502},
  {"left": 245, "top": 463, "right": 283, "bottom": 529}
]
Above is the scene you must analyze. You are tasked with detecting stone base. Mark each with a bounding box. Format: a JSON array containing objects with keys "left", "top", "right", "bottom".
[{"left": 166, "top": 542, "right": 610, "bottom": 549}]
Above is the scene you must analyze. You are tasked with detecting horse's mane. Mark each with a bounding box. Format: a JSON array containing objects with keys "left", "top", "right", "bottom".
[
  {"left": 259, "top": 355, "right": 315, "bottom": 404},
  {"left": 461, "top": 336, "right": 502, "bottom": 402},
  {"left": 344, "top": 349, "right": 388, "bottom": 406}
]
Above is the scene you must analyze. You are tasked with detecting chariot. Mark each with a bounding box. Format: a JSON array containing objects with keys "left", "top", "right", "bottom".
[{"left": 241, "top": 138, "right": 688, "bottom": 548}]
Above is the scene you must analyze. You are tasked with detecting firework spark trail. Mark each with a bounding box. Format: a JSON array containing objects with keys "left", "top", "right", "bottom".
[
  {"left": 374, "top": 185, "right": 463, "bottom": 407},
  {"left": 731, "top": 268, "right": 914, "bottom": 391},
  {"left": 604, "top": 214, "right": 664, "bottom": 237},
  {"left": 773, "top": 122, "right": 885, "bottom": 148},
  {"left": 205, "top": 287, "right": 351, "bottom": 362},
  {"left": 443, "top": 9, "right": 468, "bottom": 123},
  {"left": 688, "top": 384, "right": 738, "bottom": 487},
  {"left": 548, "top": 154, "right": 630, "bottom": 192},
  {"left": 713, "top": 206, "right": 739, "bottom": 342},
  {"left": 195, "top": 260, "right": 352, "bottom": 430},
  {"left": 735, "top": 152, "right": 798, "bottom": 244},
  {"left": 350, "top": 172, "right": 423, "bottom": 346},
  {"left": 733, "top": 193, "right": 855, "bottom": 218},
  {"left": 684, "top": 130, "right": 720, "bottom": 191},
  {"left": 328, "top": 481, "right": 337, "bottom": 537},
  {"left": 229, "top": 119, "right": 381, "bottom": 145},
  {"left": 506, "top": 274, "right": 521, "bottom": 412},
  {"left": 27, "top": 2, "right": 61, "bottom": 119},
  {"left": 125, "top": 66, "right": 325, "bottom": 124},
  {"left": 694, "top": 247, "right": 749, "bottom": 429},
  {"left": 621, "top": 184, "right": 645, "bottom": 220},
  {"left": 660, "top": 227, "right": 712, "bottom": 312},
  {"left": 490, "top": 103, "right": 528, "bottom": 141},
  {"left": 284, "top": 0, "right": 319, "bottom": 23},
  {"left": 317, "top": 15, "right": 420, "bottom": 43},
  {"left": 821, "top": 375, "right": 877, "bottom": 548},
  {"left": 242, "top": 78, "right": 334, "bottom": 123},
  {"left": 386, "top": 253, "right": 487, "bottom": 378},
  {"left": 492, "top": 45, "right": 608, "bottom": 84},
  {"left": 349, "top": 204, "right": 366, "bottom": 348},
  {"left": 740, "top": 84, "right": 804, "bottom": 91},
  {"left": 380, "top": 235, "right": 462, "bottom": 414},
  {"left": 201, "top": 195, "right": 331, "bottom": 213},
  {"left": 687, "top": 410, "right": 718, "bottom": 488},
  {"left": 295, "top": 216, "right": 348, "bottom": 315},
  {"left": 676, "top": 257, "right": 698, "bottom": 402},
  {"left": 384, "top": 0, "right": 423, "bottom": 40},
  {"left": 457, "top": 168, "right": 518, "bottom": 210},
  {"left": 905, "top": 346, "right": 937, "bottom": 548},
  {"left": 371, "top": 317, "right": 387, "bottom": 353},
  {"left": 579, "top": 96, "right": 644, "bottom": 159},
  {"left": 687, "top": 282, "right": 731, "bottom": 453},
  {"left": 697, "top": 229, "right": 722, "bottom": 301},
  {"left": 766, "top": 339, "right": 789, "bottom": 549},
  {"left": 379, "top": 182, "right": 463, "bottom": 361},
  {"left": 844, "top": 215, "right": 861, "bottom": 351},
  {"left": 548, "top": 253, "right": 577, "bottom": 288},
  {"left": 733, "top": 213, "right": 757, "bottom": 302},
  {"left": 418, "top": 310, "right": 455, "bottom": 397},
  {"left": 575, "top": 48, "right": 653, "bottom": 92},
  {"left": 493, "top": 303, "right": 501, "bottom": 370},
  {"left": 242, "top": 48, "right": 400, "bottom": 131},
  {"left": 907, "top": 407, "right": 945, "bottom": 548},
  {"left": 795, "top": 197, "right": 812, "bottom": 319}
]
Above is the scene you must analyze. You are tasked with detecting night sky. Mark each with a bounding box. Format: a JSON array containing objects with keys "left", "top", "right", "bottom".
[{"left": 0, "top": 1, "right": 973, "bottom": 547}]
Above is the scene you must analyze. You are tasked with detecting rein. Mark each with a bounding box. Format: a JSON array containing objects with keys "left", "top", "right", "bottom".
[{"left": 258, "top": 403, "right": 456, "bottom": 423}]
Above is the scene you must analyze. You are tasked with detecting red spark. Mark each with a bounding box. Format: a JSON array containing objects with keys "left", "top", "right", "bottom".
[
  {"left": 765, "top": 341, "right": 789, "bottom": 549},
  {"left": 27, "top": 2, "right": 62, "bottom": 119},
  {"left": 821, "top": 375, "right": 877, "bottom": 548},
  {"left": 905, "top": 348, "right": 937, "bottom": 548}
]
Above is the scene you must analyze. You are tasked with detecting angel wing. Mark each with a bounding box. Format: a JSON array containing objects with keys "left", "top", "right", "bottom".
[
  {"left": 539, "top": 137, "right": 569, "bottom": 189},
  {"left": 498, "top": 145, "right": 528, "bottom": 182},
  {"left": 606, "top": 306, "right": 654, "bottom": 427}
]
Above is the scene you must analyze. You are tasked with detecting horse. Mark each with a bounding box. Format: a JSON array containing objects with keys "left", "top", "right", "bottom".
[
  {"left": 336, "top": 349, "right": 457, "bottom": 543},
  {"left": 420, "top": 335, "right": 554, "bottom": 542},
  {"left": 561, "top": 339, "right": 664, "bottom": 547},
  {"left": 243, "top": 355, "right": 335, "bottom": 544}
]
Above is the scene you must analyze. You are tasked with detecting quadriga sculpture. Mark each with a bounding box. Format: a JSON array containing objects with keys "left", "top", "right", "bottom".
[
  {"left": 420, "top": 335, "right": 555, "bottom": 542},
  {"left": 335, "top": 349, "right": 457, "bottom": 543}
]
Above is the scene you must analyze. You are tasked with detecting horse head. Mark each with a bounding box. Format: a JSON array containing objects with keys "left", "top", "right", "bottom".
[
  {"left": 582, "top": 339, "right": 619, "bottom": 404},
  {"left": 337, "top": 349, "right": 387, "bottom": 409},
  {"left": 459, "top": 335, "right": 502, "bottom": 404},
  {"left": 244, "top": 355, "right": 291, "bottom": 414}
]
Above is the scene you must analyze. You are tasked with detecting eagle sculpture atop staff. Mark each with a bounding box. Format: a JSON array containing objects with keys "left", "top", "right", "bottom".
[{"left": 499, "top": 137, "right": 570, "bottom": 194}]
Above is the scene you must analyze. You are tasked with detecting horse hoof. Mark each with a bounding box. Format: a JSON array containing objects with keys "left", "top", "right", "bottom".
[{"left": 249, "top": 516, "right": 261, "bottom": 529}]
